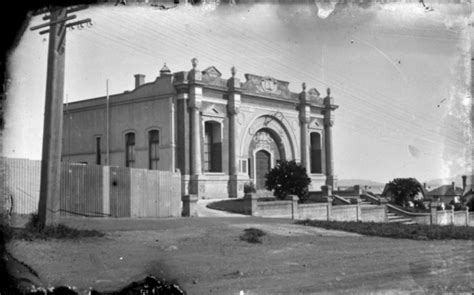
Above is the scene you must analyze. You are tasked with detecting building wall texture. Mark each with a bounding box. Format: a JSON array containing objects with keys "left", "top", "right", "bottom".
[{"left": 62, "top": 59, "right": 339, "bottom": 199}]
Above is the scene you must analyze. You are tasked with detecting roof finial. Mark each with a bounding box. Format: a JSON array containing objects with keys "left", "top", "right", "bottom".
[
  {"left": 302, "top": 82, "right": 306, "bottom": 92},
  {"left": 191, "top": 57, "right": 198, "bottom": 70},
  {"left": 160, "top": 63, "right": 171, "bottom": 75},
  {"left": 327, "top": 87, "right": 331, "bottom": 96},
  {"left": 231, "top": 66, "right": 236, "bottom": 77}
]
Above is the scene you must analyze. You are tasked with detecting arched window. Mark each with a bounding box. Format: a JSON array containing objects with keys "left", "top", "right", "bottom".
[
  {"left": 149, "top": 130, "right": 160, "bottom": 170},
  {"left": 125, "top": 132, "right": 135, "bottom": 168},
  {"left": 310, "top": 132, "right": 322, "bottom": 174},
  {"left": 203, "top": 121, "right": 222, "bottom": 172}
]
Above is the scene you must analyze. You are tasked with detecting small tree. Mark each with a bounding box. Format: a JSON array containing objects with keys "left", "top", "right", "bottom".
[
  {"left": 386, "top": 178, "right": 423, "bottom": 207},
  {"left": 265, "top": 160, "right": 311, "bottom": 202}
]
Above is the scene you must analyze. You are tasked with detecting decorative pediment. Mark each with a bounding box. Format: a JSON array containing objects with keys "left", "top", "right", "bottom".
[
  {"left": 308, "top": 88, "right": 320, "bottom": 97},
  {"left": 202, "top": 66, "right": 222, "bottom": 78},
  {"left": 242, "top": 74, "right": 291, "bottom": 98}
]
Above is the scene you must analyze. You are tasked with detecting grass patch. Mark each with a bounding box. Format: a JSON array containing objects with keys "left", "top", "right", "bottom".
[
  {"left": 240, "top": 228, "right": 266, "bottom": 244},
  {"left": 12, "top": 214, "right": 104, "bottom": 240},
  {"left": 297, "top": 220, "right": 474, "bottom": 240},
  {"left": 207, "top": 199, "right": 247, "bottom": 215}
]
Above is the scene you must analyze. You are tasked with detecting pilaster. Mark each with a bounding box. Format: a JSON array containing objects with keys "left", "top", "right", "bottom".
[
  {"left": 188, "top": 58, "right": 203, "bottom": 195},
  {"left": 323, "top": 88, "right": 337, "bottom": 188},
  {"left": 298, "top": 83, "right": 310, "bottom": 170},
  {"left": 227, "top": 66, "right": 241, "bottom": 198}
]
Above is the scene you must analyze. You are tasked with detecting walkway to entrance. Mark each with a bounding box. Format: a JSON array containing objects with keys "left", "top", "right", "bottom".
[{"left": 196, "top": 199, "right": 247, "bottom": 218}]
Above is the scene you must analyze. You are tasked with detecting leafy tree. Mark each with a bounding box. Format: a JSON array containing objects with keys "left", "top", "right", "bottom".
[
  {"left": 265, "top": 160, "right": 311, "bottom": 202},
  {"left": 386, "top": 178, "right": 423, "bottom": 207}
]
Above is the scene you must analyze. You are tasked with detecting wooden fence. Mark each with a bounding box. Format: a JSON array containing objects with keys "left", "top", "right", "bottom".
[{"left": 3, "top": 157, "right": 181, "bottom": 218}]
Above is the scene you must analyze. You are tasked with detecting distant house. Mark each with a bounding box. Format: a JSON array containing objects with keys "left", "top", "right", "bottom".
[{"left": 427, "top": 182, "right": 464, "bottom": 204}]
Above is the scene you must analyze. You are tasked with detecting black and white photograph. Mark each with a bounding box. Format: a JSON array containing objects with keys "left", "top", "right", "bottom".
[{"left": 1, "top": 0, "right": 473, "bottom": 293}]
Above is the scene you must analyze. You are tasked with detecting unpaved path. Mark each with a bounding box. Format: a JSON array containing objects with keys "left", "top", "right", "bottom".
[{"left": 7, "top": 217, "right": 474, "bottom": 294}]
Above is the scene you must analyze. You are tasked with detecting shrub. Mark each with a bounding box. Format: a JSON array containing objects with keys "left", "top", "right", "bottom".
[
  {"left": 240, "top": 228, "right": 266, "bottom": 244},
  {"left": 386, "top": 178, "right": 423, "bottom": 207},
  {"left": 465, "top": 196, "right": 474, "bottom": 211},
  {"left": 414, "top": 200, "right": 428, "bottom": 210},
  {"left": 265, "top": 160, "right": 311, "bottom": 202},
  {"left": 453, "top": 203, "right": 467, "bottom": 211},
  {"left": 243, "top": 182, "right": 256, "bottom": 194},
  {"left": 13, "top": 214, "right": 104, "bottom": 240}
]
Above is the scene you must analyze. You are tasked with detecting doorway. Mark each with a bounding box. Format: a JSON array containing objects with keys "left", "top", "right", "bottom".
[{"left": 255, "top": 150, "right": 271, "bottom": 190}]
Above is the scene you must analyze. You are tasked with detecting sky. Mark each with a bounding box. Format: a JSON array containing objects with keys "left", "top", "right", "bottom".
[{"left": 3, "top": 1, "right": 472, "bottom": 184}]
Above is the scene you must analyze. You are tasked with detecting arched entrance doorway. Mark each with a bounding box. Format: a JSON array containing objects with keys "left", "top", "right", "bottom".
[
  {"left": 255, "top": 150, "right": 271, "bottom": 189},
  {"left": 249, "top": 128, "right": 285, "bottom": 190}
]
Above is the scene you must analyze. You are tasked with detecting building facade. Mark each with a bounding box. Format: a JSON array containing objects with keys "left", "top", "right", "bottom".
[{"left": 62, "top": 58, "right": 338, "bottom": 198}]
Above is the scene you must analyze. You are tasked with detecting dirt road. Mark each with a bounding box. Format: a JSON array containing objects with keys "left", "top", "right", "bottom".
[{"left": 7, "top": 216, "right": 474, "bottom": 294}]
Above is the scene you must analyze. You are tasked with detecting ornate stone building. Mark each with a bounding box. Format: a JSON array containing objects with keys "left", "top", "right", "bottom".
[{"left": 62, "top": 58, "right": 338, "bottom": 198}]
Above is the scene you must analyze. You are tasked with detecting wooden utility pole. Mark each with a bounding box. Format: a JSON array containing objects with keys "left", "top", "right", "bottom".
[{"left": 31, "top": 5, "right": 91, "bottom": 228}]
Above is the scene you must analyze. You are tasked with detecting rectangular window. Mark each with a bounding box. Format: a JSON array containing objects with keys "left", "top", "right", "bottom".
[
  {"left": 149, "top": 130, "right": 160, "bottom": 170},
  {"left": 204, "top": 121, "right": 222, "bottom": 173},
  {"left": 125, "top": 132, "right": 135, "bottom": 168},
  {"left": 96, "top": 137, "right": 101, "bottom": 165},
  {"left": 239, "top": 159, "right": 247, "bottom": 174},
  {"left": 204, "top": 126, "right": 213, "bottom": 172},
  {"left": 310, "top": 132, "right": 322, "bottom": 174}
]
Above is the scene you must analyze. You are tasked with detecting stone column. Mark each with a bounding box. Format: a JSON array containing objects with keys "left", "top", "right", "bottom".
[
  {"left": 188, "top": 58, "right": 203, "bottom": 176},
  {"left": 324, "top": 88, "right": 336, "bottom": 188},
  {"left": 298, "top": 83, "right": 310, "bottom": 169},
  {"left": 188, "top": 58, "right": 203, "bottom": 195},
  {"left": 227, "top": 66, "right": 241, "bottom": 198},
  {"left": 189, "top": 101, "right": 202, "bottom": 175}
]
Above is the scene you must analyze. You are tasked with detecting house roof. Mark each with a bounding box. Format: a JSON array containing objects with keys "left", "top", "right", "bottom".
[{"left": 427, "top": 184, "right": 463, "bottom": 197}]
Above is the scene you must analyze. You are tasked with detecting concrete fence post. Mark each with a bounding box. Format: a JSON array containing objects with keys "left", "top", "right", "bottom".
[
  {"left": 286, "top": 195, "right": 298, "bottom": 220},
  {"left": 466, "top": 207, "right": 470, "bottom": 226},
  {"left": 380, "top": 199, "right": 388, "bottom": 222},
  {"left": 327, "top": 196, "right": 333, "bottom": 221},
  {"left": 243, "top": 193, "right": 258, "bottom": 216},
  {"left": 430, "top": 201, "right": 439, "bottom": 225},
  {"left": 182, "top": 194, "right": 198, "bottom": 217},
  {"left": 451, "top": 207, "right": 455, "bottom": 225},
  {"left": 356, "top": 198, "right": 362, "bottom": 222}
]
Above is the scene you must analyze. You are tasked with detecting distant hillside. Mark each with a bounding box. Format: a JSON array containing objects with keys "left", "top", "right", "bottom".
[
  {"left": 337, "top": 179, "right": 385, "bottom": 187},
  {"left": 424, "top": 174, "right": 474, "bottom": 188}
]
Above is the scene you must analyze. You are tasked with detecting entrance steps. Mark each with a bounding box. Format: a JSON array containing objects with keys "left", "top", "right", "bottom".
[{"left": 387, "top": 212, "right": 417, "bottom": 225}]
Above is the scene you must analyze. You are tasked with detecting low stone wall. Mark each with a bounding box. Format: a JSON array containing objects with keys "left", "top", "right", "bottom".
[
  {"left": 435, "top": 209, "right": 471, "bottom": 226},
  {"left": 387, "top": 203, "right": 472, "bottom": 226},
  {"left": 244, "top": 194, "right": 386, "bottom": 223},
  {"left": 361, "top": 206, "right": 386, "bottom": 222},
  {"left": 255, "top": 200, "right": 293, "bottom": 219},
  {"left": 243, "top": 192, "right": 473, "bottom": 226},
  {"left": 297, "top": 203, "right": 328, "bottom": 220},
  {"left": 453, "top": 211, "right": 468, "bottom": 226}
]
